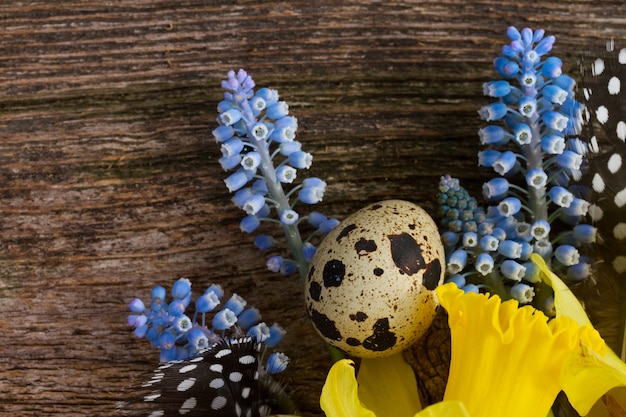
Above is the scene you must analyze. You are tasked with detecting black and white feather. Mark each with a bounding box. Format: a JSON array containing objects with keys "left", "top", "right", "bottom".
[
  {"left": 119, "top": 337, "right": 273, "bottom": 417},
  {"left": 577, "top": 39, "right": 626, "bottom": 360}
]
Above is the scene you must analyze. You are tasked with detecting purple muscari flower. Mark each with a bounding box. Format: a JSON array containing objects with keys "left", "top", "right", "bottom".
[
  {"left": 511, "top": 283, "right": 535, "bottom": 303},
  {"left": 549, "top": 186, "right": 574, "bottom": 208},
  {"left": 224, "top": 294, "right": 247, "bottom": 316},
  {"left": 287, "top": 151, "right": 313, "bottom": 169},
  {"left": 242, "top": 194, "right": 266, "bottom": 216},
  {"left": 480, "top": 235, "right": 499, "bottom": 252},
  {"left": 447, "top": 249, "right": 468, "bottom": 275},
  {"left": 501, "top": 260, "right": 526, "bottom": 282},
  {"left": 267, "top": 255, "right": 283, "bottom": 273},
  {"left": 482, "top": 177, "right": 509, "bottom": 200},
  {"left": 497, "top": 197, "right": 522, "bottom": 217},
  {"left": 525, "top": 168, "right": 548, "bottom": 189},
  {"left": 475, "top": 253, "right": 495, "bottom": 276},
  {"left": 554, "top": 245, "right": 580, "bottom": 266},
  {"left": 498, "top": 240, "right": 523, "bottom": 259},
  {"left": 265, "top": 323, "right": 287, "bottom": 348},
  {"left": 275, "top": 166, "right": 296, "bottom": 184},
  {"left": 172, "top": 278, "right": 192, "bottom": 300},
  {"left": 530, "top": 219, "right": 551, "bottom": 240},
  {"left": 240, "top": 215, "right": 261, "bottom": 233},
  {"left": 266, "top": 352, "right": 290, "bottom": 374},
  {"left": 541, "top": 134, "right": 565, "bottom": 154},
  {"left": 237, "top": 307, "right": 262, "bottom": 331},
  {"left": 280, "top": 209, "right": 299, "bottom": 225},
  {"left": 212, "top": 308, "right": 237, "bottom": 330},
  {"left": 478, "top": 102, "right": 508, "bottom": 121},
  {"left": 492, "top": 151, "right": 517, "bottom": 175},
  {"left": 248, "top": 322, "right": 270, "bottom": 343},
  {"left": 483, "top": 80, "right": 512, "bottom": 97},
  {"left": 513, "top": 123, "right": 532, "bottom": 145},
  {"left": 518, "top": 96, "right": 537, "bottom": 117},
  {"left": 478, "top": 125, "right": 508, "bottom": 145}
]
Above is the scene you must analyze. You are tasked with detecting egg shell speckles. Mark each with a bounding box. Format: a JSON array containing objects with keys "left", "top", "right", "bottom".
[{"left": 305, "top": 199, "right": 445, "bottom": 358}]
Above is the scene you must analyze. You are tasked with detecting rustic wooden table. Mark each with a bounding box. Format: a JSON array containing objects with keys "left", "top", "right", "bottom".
[{"left": 1, "top": 1, "right": 625, "bottom": 416}]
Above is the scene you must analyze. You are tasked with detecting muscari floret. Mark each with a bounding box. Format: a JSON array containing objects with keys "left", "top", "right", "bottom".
[
  {"left": 438, "top": 27, "right": 597, "bottom": 315},
  {"left": 214, "top": 69, "right": 339, "bottom": 280},
  {"left": 127, "top": 277, "right": 287, "bottom": 374}
]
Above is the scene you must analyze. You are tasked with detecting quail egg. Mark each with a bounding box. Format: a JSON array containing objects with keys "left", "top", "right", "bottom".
[{"left": 305, "top": 199, "right": 444, "bottom": 358}]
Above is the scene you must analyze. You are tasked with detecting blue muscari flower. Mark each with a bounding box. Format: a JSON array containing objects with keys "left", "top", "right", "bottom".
[
  {"left": 266, "top": 352, "right": 290, "bottom": 374},
  {"left": 437, "top": 27, "right": 597, "bottom": 315},
  {"left": 492, "top": 150, "right": 517, "bottom": 175},
  {"left": 510, "top": 283, "right": 535, "bottom": 303},
  {"left": 248, "top": 322, "right": 271, "bottom": 343},
  {"left": 214, "top": 69, "right": 338, "bottom": 280},
  {"left": 237, "top": 307, "right": 262, "bottom": 331},
  {"left": 128, "top": 279, "right": 288, "bottom": 369}
]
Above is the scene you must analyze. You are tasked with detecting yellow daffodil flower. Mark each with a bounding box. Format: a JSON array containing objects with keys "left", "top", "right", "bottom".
[{"left": 320, "top": 255, "right": 626, "bottom": 417}]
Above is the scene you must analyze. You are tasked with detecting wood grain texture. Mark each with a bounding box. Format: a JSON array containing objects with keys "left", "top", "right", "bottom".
[{"left": 1, "top": 1, "right": 626, "bottom": 416}]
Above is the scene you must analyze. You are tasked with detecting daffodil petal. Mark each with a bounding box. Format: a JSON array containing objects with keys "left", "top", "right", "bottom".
[
  {"left": 414, "top": 401, "right": 470, "bottom": 417},
  {"left": 530, "top": 254, "right": 590, "bottom": 326},
  {"left": 357, "top": 353, "right": 422, "bottom": 417},
  {"left": 531, "top": 254, "right": 626, "bottom": 416},
  {"left": 321, "top": 359, "right": 376, "bottom": 417}
]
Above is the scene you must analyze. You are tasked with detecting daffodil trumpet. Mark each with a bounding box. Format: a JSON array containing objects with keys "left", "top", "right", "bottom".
[{"left": 320, "top": 256, "right": 626, "bottom": 417}]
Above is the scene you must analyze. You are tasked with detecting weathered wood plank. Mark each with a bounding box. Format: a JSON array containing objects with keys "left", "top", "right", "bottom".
[{"left": 1, "top": 1, "right": 626, "bottom": 416}]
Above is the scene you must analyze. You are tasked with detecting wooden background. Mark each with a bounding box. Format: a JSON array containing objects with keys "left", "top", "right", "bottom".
[{"left": 1, "top": 1, "right": 626, "bottom": 416}]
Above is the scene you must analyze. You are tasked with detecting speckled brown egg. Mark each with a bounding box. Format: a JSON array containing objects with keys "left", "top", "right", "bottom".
[{"left": 305, "top": 199, "right": 445, "bottom": 358}]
